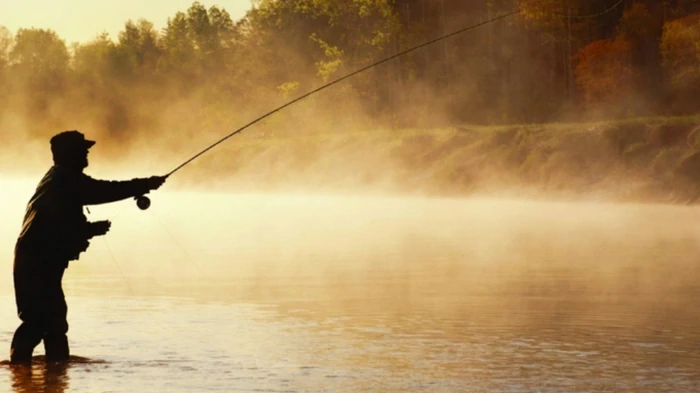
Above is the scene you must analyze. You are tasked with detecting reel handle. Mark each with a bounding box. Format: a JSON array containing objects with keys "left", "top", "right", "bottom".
[{"left": 135, "top": 174, "right": 169, "bottom": 210}]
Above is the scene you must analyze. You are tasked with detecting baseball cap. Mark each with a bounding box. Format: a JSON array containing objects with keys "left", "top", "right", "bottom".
[{"left": 50, "top": 130, "right": 96, "bottom": 152}]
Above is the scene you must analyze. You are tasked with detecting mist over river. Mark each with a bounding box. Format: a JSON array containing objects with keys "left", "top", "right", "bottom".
[{"left": 0, "top": 178, "right": 699, "bottom": 392}]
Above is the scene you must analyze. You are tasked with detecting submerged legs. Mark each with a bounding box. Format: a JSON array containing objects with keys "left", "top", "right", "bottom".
[{"left": 11, "top": 265, "right": 70, "bottom": 364}]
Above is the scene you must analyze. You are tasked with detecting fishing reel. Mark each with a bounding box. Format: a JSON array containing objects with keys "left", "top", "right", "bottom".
[{"left": 135, "top": 195, "right": 151, "bottom": 210}]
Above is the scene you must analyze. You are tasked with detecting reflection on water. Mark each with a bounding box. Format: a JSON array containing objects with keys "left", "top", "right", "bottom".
[
  {"left": 3, "top": 280, "right": 699, "bottom": 393},
  {"left": 0, "top": 192, "right": 699, "bottom": 392},
  {"left": 8, "top": 362, "right": 69, "bottom": 393}
]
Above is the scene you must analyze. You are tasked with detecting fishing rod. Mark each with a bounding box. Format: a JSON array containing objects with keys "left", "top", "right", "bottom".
[
  {"left": 134, "top": 0, "right": 626, "bottom": 210},
  {"left": 166, "top": 10, "right": 519, "bottom": 177},
  {"left": 133, "top": 10, "right": 519, "bottom": 210}
]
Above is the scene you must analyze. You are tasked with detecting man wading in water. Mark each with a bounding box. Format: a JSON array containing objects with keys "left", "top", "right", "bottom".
[{"left": 10, "top": 130, "right": 166, "bottom": 364}]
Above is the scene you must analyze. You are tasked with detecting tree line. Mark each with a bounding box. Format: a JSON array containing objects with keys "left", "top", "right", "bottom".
[{"left": 0, "top": 0, "right": 698, "bottom": 143}]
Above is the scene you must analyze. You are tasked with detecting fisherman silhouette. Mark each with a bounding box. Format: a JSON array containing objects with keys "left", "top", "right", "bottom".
[{"left": 10, "top": 130, "right": 166, "bottom": 365}]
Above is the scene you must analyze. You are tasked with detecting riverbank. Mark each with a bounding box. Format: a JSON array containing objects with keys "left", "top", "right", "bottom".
[
  {"left": 154, "top": 114, "right": 700, "bottom": 204},
  {"left": 3, "top": 115, "right": 700, "bottom": 205}
]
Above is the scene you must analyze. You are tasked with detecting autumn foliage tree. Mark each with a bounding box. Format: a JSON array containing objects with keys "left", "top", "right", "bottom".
[
  {"left": 0, "top": 0, "right": 699, "bottom": 147},
  {"left": 660, "top": 12, "right": 700, "bottom": 113},
  {"left": 574, "top": 37, "right": 634, "bottom": 112}
]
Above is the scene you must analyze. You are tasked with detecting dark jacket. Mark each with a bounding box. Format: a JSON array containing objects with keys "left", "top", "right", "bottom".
[{"left": 14, "top": 165, "right": 153, "bottom": 267}]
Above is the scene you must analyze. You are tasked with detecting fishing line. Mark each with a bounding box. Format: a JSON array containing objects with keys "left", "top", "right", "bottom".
[
  {"left": 146, "top": 209, "right": 264, "bottom": 353},
  {"left": 148, "top": 209, "right": 244, "bottom": 300},
  {"left": 101, "top": 237, "right": 135, "bottom": 295},
  {"left": 84, "top": 206, "right": 133, "bottom": 293},
  {"left": 107, "top": 200, "right": 133, "bottom": 221},
  {"left": 101, "top": 221, "right": 205, "bottom": 336},
  {"left": 147, "top": 210, "right": 200, "bottom": 273},
  {"left": 102, "top": 235, "right": 184, "bottom": 334}
]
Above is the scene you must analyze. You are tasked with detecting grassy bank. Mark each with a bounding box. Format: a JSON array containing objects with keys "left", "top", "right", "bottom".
[
  {"left": 4, "top": 115, "right": 700, "bottom": 204},
  {"left": 161, "top": 114, "right": 700, "bottom": 204}
]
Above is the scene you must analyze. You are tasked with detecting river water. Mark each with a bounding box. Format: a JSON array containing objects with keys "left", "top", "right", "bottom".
[{"left": 0, "top": 185, "right": 699, "bottom": 392}]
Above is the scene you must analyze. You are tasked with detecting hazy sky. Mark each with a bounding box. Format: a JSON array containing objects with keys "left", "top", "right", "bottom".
[{"left": 0, "top": 0, "right": 254, "bottom": 44}]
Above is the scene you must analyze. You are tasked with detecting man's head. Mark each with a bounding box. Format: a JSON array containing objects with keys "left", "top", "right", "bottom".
[{"left": 50, "top": 130, "right": 96, "bottom": 169}]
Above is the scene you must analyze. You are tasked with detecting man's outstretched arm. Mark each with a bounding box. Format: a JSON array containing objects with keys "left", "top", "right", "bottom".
[{"left": 76, "top": 174, "right": 166, "bottom": 206}]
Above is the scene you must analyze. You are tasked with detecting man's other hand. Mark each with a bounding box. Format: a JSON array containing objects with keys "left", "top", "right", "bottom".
[{"left": 89, "top": 220, "right": 111, "bottom": 237}]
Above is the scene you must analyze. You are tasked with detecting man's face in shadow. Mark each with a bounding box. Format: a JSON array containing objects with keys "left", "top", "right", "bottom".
[
  {"left": 80, "top": 146, "right": 89, "bottom": 169},
  {"left": 50, "top": 131, "right": 95, "bottom": 170},
  {"left": 57, "top": 146, "right": 90, "bottom": 169}
]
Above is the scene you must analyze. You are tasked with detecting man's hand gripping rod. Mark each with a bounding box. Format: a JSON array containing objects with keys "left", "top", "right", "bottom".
[{"left": 134, "top": 174, "right": 169, "bottom": 210}]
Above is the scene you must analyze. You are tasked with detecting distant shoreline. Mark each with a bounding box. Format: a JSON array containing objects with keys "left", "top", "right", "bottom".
[{"left": 3, "top": 115, "right": 700, "bottom": 206}]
